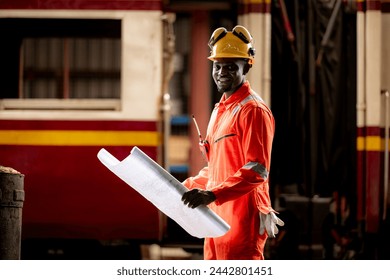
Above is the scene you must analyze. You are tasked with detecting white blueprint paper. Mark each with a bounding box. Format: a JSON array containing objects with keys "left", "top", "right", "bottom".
[{"left": 97, "top": 146, "right": 230, "bottom": 238}]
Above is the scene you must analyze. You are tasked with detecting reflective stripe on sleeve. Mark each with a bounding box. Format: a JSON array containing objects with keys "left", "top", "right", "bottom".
[{"left": 243, "top": 161, "right": 268, "bottom": 180}]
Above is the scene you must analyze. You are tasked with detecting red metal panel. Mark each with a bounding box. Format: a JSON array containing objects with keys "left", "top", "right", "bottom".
[
  {"left": 238, "top": 0, "right": 271, "bottom": 15},
  {"left": 365, "top": 126, "right": 382, "bottom": 233},
  {"left": 356, "top": 0, "right": 389, "bottom": 12},
  {"left": 365, "top": 150, "right": 382, "bottom": 232},
  {"left": 357, "top": 1, "right": 365, "bottom": 12},
  {"left": 0, "top": 0, "right": 162, "bottom": 10},
  {"left": 0, "top": 119, "right": 157, "bottom": 131},
  {"left": 366, "top": 0, "right": 382, "bottom": 11},
  {"left": 356, "top": 127, "right": 365, "bottom": 222},
  {"left": 0, "top": 120, "right": 161, "bottom": 241},
  {"left": 356, "top": 126, "right": 384, "bottom": 232}
]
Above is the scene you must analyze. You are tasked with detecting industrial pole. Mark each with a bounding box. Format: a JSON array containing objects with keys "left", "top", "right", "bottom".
[{"left": 0, "top": 166, "right": 25, "bottom": 260}]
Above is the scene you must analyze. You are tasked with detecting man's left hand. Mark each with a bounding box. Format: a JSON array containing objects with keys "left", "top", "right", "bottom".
[
  {"left": 182, "top": 189, "right": 216, "bottom": 208},
  {"left": 259, "top": 212, "right": 285, "bottom": 238}
]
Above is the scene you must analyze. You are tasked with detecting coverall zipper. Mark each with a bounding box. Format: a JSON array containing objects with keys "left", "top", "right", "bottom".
[{"left": 214, "top": 133, "right": 236, "bottom": 143}]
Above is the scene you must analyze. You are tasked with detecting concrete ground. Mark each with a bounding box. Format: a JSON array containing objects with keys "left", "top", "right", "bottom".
[{"left": 141, "top": 244, "right": 203, "bottom": 260}]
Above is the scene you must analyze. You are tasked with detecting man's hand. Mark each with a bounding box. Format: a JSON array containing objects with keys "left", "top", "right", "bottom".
[
  {"left": 182, "top": 189, "right": 216, "bottom": 208},
  {"left": 259, "top": 212, "right": 285, "bottom": 238}
]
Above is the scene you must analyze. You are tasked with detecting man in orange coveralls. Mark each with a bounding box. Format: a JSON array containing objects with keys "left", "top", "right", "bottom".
[{"left": 182, "top": 25, "right": 284, "bottom": 260}]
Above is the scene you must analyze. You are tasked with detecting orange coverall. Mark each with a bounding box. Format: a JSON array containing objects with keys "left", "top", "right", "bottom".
[{"left": 183, "top": 81, "right": 275, "bottom": 260}]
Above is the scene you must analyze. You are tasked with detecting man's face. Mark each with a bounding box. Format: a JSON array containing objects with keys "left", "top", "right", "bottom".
[{"left": 212, "top": 58, "right": 248, "bottom": 96}]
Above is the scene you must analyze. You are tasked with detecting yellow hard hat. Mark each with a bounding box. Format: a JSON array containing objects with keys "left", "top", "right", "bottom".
[{"left": 208, "top": 25, "right": 256, "bottom": 64}]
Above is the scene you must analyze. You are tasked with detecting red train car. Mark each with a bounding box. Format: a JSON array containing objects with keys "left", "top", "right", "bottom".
[{"left": 0, "top": 0, "right": 174, "bottom": 258}]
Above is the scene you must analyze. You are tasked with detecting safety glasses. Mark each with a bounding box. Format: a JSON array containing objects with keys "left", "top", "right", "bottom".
[{"left": 208, "top": 25, "right": 253, "bottom": 48}]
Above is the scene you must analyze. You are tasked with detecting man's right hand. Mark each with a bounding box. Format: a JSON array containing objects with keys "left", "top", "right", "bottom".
[{"left": 182, "top": 189, "right": 216, "bottom": 209}]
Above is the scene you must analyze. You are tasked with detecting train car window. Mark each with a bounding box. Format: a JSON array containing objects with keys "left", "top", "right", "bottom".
[
  {"left": 0, "top": 18, "right": 121, "bottom": 109},
  {"left": 23, "top": 37, "right": 121, "bottom": 99}
]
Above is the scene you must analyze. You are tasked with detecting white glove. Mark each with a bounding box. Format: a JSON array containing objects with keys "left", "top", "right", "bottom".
[{"left": 259, "top": 212, "right": 285, "bottom": 238}]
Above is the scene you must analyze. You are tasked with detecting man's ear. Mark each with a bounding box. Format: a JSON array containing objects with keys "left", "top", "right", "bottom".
[{"left": 243, "top": 63, "right": 252, "bottom": 75}]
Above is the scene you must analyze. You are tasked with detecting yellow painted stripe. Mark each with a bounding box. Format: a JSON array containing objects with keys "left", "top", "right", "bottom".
[
  {"left": 357, "top": 136, "right": 386, "bottom": 152},
  {"left": 247, "top": 0, "right": 271, "bottom": 5},
  {"left": 0, "top": 130, "right": 159, "bottom": 146},
  {"left": 250, "top": 0, "right": 264, "bottom": 3}
]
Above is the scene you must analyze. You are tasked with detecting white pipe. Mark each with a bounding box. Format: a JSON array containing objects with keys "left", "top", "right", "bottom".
[{"left": 356, "top": 11, "right": 366, "bottom": 129}]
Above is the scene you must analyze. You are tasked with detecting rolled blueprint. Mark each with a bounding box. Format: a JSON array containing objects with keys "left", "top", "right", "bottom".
[{"left": 97, "top": 146, "right": 230, "bottom": 238}]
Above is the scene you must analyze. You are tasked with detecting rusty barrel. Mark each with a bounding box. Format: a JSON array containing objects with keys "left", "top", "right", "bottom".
[{"left": 0, "top": 166, "right": 25, "bottom": 260}]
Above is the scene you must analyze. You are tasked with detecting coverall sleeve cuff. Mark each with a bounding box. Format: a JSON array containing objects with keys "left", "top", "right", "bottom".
[
  {"left": 258, "top": 206, "right": 278, "bottom": 215},
  {"left": 182, "top": 178, "right": 206, "bottom": 190},
  {"left": 211, "top": 188, "right": 225, "bottom": 206}
]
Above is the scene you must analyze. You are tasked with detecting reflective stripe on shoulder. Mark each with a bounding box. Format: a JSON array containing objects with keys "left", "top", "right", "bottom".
[
  {"left": 250, "top": 90, "right": 264, "bottom": 103},
  {"left": 232, "top": 93, "right": 264, "bottom": 115},
  {"left": 232, "top": 95, "right": 251, "bottom": 115},
  {"left": 243, "top": 161, "right": 268, "bottom": 179},
  {"left": 252, "top": 94, "right": 264, "bottom": 103}
]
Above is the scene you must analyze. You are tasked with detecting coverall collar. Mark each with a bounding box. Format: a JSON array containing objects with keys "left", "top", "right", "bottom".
[{"left": 218, "top": 81, "right": 250, "bottom": 110}]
